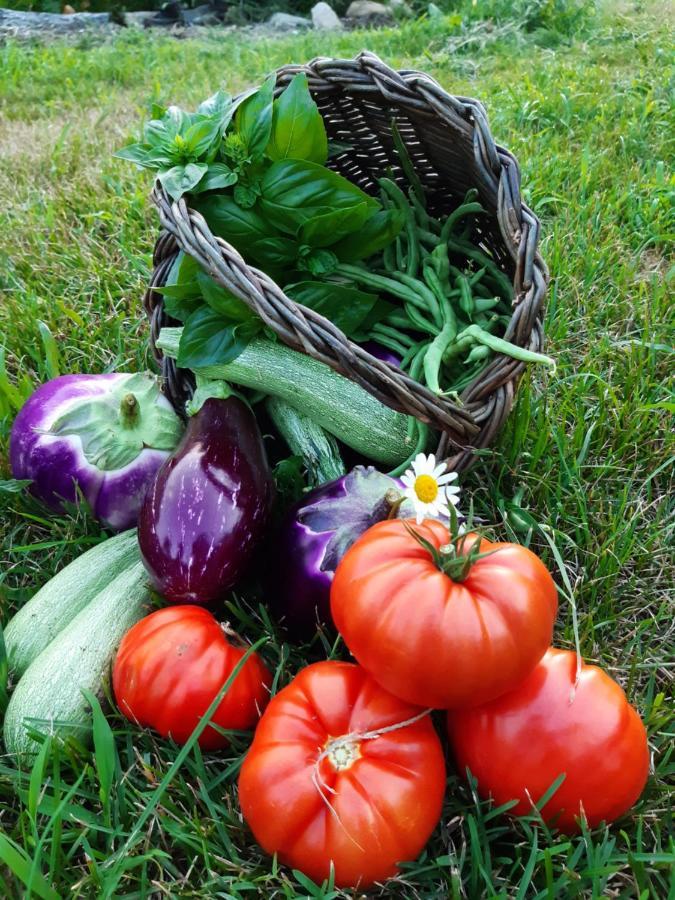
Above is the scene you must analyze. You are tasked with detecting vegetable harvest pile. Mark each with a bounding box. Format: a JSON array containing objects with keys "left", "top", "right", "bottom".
[{"left": 1, "top": 70, "right": 650, "bottom": 892}]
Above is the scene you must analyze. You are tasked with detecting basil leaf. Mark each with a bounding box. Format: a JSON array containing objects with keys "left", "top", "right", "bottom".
[
  {"left": 158, "top": 162, "right": 209, "bottom": 200},
  {"left": 113, "top": 142, "right": 156, "bottom": 167},
  {"left": 196, "top": 270, "right": 256, "bottom": 323},
  {"left": 260, "top": 159, "right": 378, "bottom": 233},
  {"left": 183, "top": 118, "right": 223, "bottom": 158},
  {"left": 267, "top": 73, "right": 328, "bottom": 165},
  {"left": 164, "top": 105, "right": 190, "bottom": 138},
  {"left": 197, "top": 90, "right": 233, "bottom": 127},
  {"left": 194, "top": 163, "right": 238, "bottom": 194},
  {"left": 332, "top": 208, "right": 405, "bottom": 262},
  {"left": 195, "top": 195, "right": 271, "bottom": 256},
  {"left": 157, "top": 252, "right": 201, "bottom": 321},
  {"left": 298, "top": 202, "right": 370, "bottom": 248},
  {"left": 298, "top": 249, "right": 339, "bottom": 276},
  {"left": 177, "top": 307, "right": 253, "bottom": 367},
  {"left": 285, "top": 281, "right": 382, "bottom": 337},
  {"left": 235, "top": 74, "right": 275, "bottom": 162},
  {"left": 249, "top": 236, "right": 299, "bottom": 268},
  {"left": 233, "top": 183, "right": 259, "bottom": 209},
  {"left": 163, "top": 295, "right": 201, "bottom": 322},
  {"left": 144, "top": 117, "right": 173, "bottom": 147}
]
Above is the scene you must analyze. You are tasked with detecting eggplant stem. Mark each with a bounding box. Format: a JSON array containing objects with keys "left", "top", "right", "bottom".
[{"left": 120, "top": 393, "right": 140, "bottom": 427}]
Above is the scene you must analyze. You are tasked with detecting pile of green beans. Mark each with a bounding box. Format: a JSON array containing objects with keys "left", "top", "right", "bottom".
[
  {"left": 335, "top": 180, "right": 553, "bottom": 409},
  {"left": 326, "top": 152, "right": 554, "bottom": 474}
]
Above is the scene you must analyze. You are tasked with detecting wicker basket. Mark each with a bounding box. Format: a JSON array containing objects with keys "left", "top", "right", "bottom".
[{"left": 144, "top": 51, "right": 548, "bottom": 472}]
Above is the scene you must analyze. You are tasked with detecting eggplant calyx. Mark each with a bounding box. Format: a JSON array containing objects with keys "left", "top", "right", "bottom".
[
  {"left": 120, "top": 393, "right": 140, "bottom": 427},
  {"left": 50, "top": 373, "right": 184, "bottom": 472}
]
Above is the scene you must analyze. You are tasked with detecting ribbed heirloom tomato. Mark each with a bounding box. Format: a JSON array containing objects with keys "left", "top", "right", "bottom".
[
  {"left": 113, "top": 605, "right": 271, "bottom": 749},
  {"left": 448, "top": 648, "right": 650, "bottom": 832},
  {"left": 331, "top": 519, "right": 558, "bottom": 709},
  {"left": 238, "top": 660, "right": 446, "bottom": 889}
]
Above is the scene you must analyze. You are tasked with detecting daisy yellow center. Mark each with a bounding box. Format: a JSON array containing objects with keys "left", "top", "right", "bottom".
[{"left": 414, "top": 474, "right": 439, "bottom": 503}]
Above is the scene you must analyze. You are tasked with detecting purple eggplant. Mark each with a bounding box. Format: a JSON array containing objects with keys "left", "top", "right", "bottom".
[
  {"left": 138, "top": 397, "right": 274, "bottom": 604},
  {"left": 360, "top": 341, "right": 402, "bottom": 368},
  {"left": 267, "top": 466, "right": 418, "bottom": 639},
  {"left": 9, "top": 373, "right": 183, "bottom": 530}
]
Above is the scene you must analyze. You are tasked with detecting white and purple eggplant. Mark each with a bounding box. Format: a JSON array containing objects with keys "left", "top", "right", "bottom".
[
  {"left": 9, "top": 373, "right": 184, "bottom": 530},
  {"left": 267, "top": 466, "right": 418, "bottom": 639}
]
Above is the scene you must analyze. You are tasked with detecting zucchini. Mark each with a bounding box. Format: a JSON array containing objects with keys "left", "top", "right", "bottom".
[
  {"left": 266, "top": 396, "right": 346, "bottom": 487},
  {"left": 157, "top": 328, "right": 412, "bottom": 467},
  {"left": 4, "top": 529, "right": 140, "bottom": 678},
  {"left": 4, "top": 561, "right": 150, "bottom": 758}
]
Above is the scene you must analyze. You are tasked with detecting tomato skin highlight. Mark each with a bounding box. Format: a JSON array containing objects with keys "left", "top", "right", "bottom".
[
  {"left": 238, "top": 660, "right": 446, "bottom": 889},
  {"left": 330, "top": 519, "right": 558, "bottom": 709},
  {"left": 448, "top": 648, "right": 650, "bottom": 832},
  {"left": 112, "top": 605, "right": 271, "bottom": 750}
]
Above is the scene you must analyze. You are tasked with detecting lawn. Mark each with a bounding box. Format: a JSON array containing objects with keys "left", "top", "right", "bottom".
[{"left": 0, "top": 1, "right": 673, "bottom": 896}]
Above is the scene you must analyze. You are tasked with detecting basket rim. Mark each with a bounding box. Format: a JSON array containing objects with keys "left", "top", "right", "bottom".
[{"left": 144, "top": 50, "right": 549, "bottom": 471}]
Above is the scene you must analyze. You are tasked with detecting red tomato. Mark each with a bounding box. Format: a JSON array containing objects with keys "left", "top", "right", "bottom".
[
  {"left": 238, "top": 660, "right": 446, "bottom": 889},
  {"left": 330, "top": 519, "right": 558, "bottom": 709},
  {"left": 448, "top": 648, "right": 650, "bottom": 832},
  {"left": 113, "top": 605, "right": 271, "bottom": 750}
]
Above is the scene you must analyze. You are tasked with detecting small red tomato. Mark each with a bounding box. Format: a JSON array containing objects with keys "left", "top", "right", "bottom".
[
  {"left": 448, "top": 648, "right": 650, "bottom": 832},
  {"left": 238, "top": 660, "right": 446, "bottom": 889},
  {"left": 113, "top": 605, "right": 271, "bottom": 750},
  {"left": 331, "top": 519, "right": 558, "bottom": 709}
]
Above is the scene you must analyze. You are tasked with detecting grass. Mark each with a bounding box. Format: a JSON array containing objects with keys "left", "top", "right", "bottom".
[{"left": 0, "top": 0, "right": 673, "bottom": 896}]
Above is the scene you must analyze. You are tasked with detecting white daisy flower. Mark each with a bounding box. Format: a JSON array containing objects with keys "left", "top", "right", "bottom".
[{"left": 401, "top": 453, "right": 461, "bottom": 525}]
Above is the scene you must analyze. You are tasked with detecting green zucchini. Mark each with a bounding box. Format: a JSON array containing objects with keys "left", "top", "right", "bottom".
[
  {"left": 266, "top": 396, "right": 346, "bottom": 487},
  {"left": 4, "top": 529, "right": 140, "bottom": 678},
  {"left": 157, "top": 328, "right": 412, "bottom": 467},
  {"left": 4, "top": 561, "right": 150, "bottom": 758}
]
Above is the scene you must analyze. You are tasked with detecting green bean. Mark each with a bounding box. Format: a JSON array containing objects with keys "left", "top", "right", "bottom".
[
  {"left": 446, "top": 360, "right": 484, "bottom": 393},
  {"left": 390, "top": 121, "right": 426, "bottom": 207},
  {"left": 430, "top": 244, "right": 450, "bottom": 287},
  {"left": 473, "top": 297, "right": 502, "bottom": 313},
  {"left": 448, "top": 240, "right": 513, "bottom": 299},
  {"left": 334, "top": 265, "right": 431, "bottom": 310},
  {"left": 440, "top": 201, "right": 486, "bottom": 243},
  {"left": 469, "top": 266, "right": 488, "bottom": 286},
  {"left": 395, "top": 236, "right": 406, "bottom": 272},
  {"left": 409, "top": 189, "right": 440, "bottom": 234},
  {"left": 379, "top": 177, "right": 410, "bottom": 212},
  {"left": 371, "top": 323, "right": 415, "bottom": 348},
  {"left": 401, "top": 340, "right": 428, "bottom": 371},
  {"left": 418, "top": 229, "right": 441, "bottom": 247},
  {"left": 422, "top": 265, "right": 448, "bottom": 314},
  {"left": 409, "top": 342, "right": 428, "bottom": 382},
  {"left": 404, "top": 303, "right": 439, "bottom": 336},
  {"left": 383, "top": 239, "right": 396, "bottom": 271},
  {"left": 466, "top": 344, "right": 490, "bottom": 363},
  {"left": 458, "top": 325, "right": 556, "bottom": 367},
  {"left": 458, "top": 275, "right": 474, "bottom": 318},
  {"left": 442, "top": 333, "right": 475, "bottom": 364},
  {"left": 423, "top": 321, "right": 457, "bottom": 394},
  {"left": 405, "top": 218, "right": 420, "bottom": 276},
  {"left": 395, "top": 273, "right": 443, "bottom": 328},
  {"left": 369, "top": 332, "right": 411, "bottom": 357}
]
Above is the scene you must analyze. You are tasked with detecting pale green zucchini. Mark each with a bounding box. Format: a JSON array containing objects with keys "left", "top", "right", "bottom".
[
  {"left": 266, "top": 396, "right": 346, "bottom": 487},
  {"left": 4, "top": 561, "right": 150, "bottom": 758},
  {"left": 157, "top": 328, "right": 412, "bottom": 467},
  {"left": 4, "top": 528, "right": 140, "bottom": 678}
]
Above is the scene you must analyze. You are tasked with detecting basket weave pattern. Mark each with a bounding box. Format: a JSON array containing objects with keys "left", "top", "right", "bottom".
[{"left": 144, "top": 51, "right": 548, "bottom": 471}]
